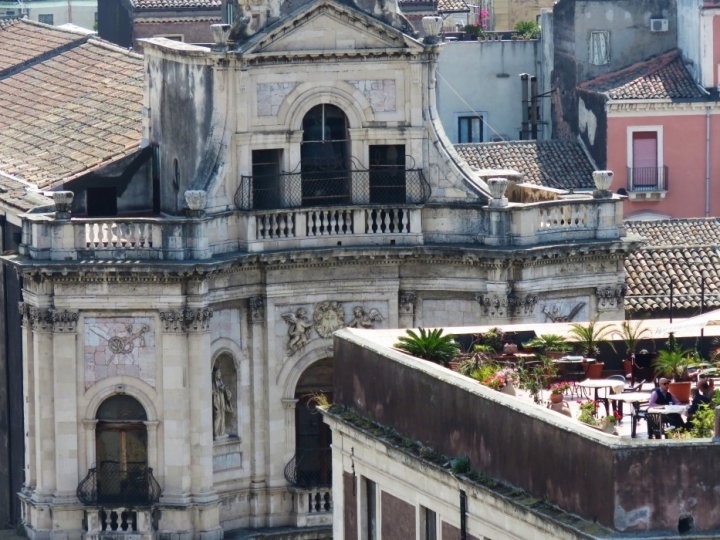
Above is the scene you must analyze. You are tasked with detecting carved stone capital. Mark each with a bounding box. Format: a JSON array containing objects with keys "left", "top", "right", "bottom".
[
  {"left": 248, "top": 296, "right": 264, "bottom": 325},
  {"left": 51, "top": 309, "right": 79, "bottom": 332},
  {"left": 508, "top": 293, "right": 539, "bottom": 317},
  {"left": 19, "top": 303, "right": 78, "bottom": 332},
  {"left": 595, "top": 284, "right": 627, "bottom": 310},
  {"left": 399, "top": 291, "right": 416, "bottom": 315},
  {"left": 159, "top": 308, "right": 214, "bottom": 332},
  {"left": 476, "top": 293, "right": 509, "bottom": 317}
]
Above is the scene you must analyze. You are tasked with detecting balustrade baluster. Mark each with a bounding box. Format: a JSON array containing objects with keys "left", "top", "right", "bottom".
[
  {"left": 366, "top": 210, "right": 374, "bottom": 234},
  {"left": 400, "top": 208, "right": 408, "bottom": 233},
  {"left": 330, "top": 211, "right": 338, "bottom": 234},
  {"left": 128, "top": 223, "right": 138, "bottom": 247},
  {"left": 286, "top": 213, "right": 295, "bottom": 237},
  {"left": 321, "top": 211, "right": 329, "bottom": 235}
]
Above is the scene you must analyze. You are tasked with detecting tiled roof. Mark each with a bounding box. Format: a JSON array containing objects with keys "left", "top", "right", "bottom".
[
  {"left": 624, "top": 219, "right": 720, "bottom": 314},
  {"left": 579, "top": 50, "right": 705, "bottom": 100},
  {"left": 129, "top": 0, "right": 221, "bottom": 9},
  {"left": 0, "top": 18, "right": 87, "bottom": 72},
  {"left": 0, "top": 38, "right": 144, "bottom": 189},
  {"left": 438, "top": 0, "right": 469, "bottom": 12},
  {"left": 453, "top": 140, "right": 596, "bottom": 190}
]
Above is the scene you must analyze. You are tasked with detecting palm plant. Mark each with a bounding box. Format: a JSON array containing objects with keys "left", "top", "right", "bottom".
[
  {"left": 568, "top": 317, "right": 616, "bottom": 357},
  {"left": 394, "top": 328, "right": 461, "bottom": 366},
  {"left": 522, "top": 334, "right": 570, "bottom": 353},
  {"left": 613, "top": 319, "right": 651, "bottom": 357}
]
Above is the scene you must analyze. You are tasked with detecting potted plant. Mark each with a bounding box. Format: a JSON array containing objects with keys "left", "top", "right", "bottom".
[
  {"left": 549, "top": 382, "right": 570, "bottom": 403},
  {"left": 568, "top": 317, "right": 616, "bottom": 358},
  {"left": 613, "top": 319, "right": 651, "bottom": 376},
  {"left": 600, "top": 412, "right": 621, "bottom": 433},
  {"left": 654, "top": 333, "right": 695, "bottom": 403},
  {"left": 577, "top": 400, "right": 598, "bottom": 426},
  {"left": 480, "top": 367, "right": 519, "bottom": 395},
  {"left": 522, "top": 334, "right": 570, "bottom": 358},
  {"left": 394, "top": 328, "right": 461, "bottom": 366}
]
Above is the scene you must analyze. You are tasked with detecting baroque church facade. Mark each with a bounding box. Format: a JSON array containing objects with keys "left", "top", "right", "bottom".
[{"left": 7, "top": 1, "right": 633, "bottom": 538}]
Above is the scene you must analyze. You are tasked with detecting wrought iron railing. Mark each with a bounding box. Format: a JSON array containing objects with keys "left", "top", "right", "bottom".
[
  {"left": 234, "top": 168, "right": 431, "bottom": 211},
  {"left": 627, "top": 166, "right": 668, "bottom": 192},
  {"left": 77, "top": 464, "right": 161, "bottom": 506},
  {"left": 284, "top": 449, "right": 332, "bottom": 488}
]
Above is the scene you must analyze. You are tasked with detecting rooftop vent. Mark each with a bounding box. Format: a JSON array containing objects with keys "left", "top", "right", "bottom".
[{"left": 650, "top": 19, "right": 668, "bottom": 32}]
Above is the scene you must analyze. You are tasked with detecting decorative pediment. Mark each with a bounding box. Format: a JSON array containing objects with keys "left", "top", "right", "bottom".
[{"left": 240, "top": 0, "right": 423, "bottom": 58}]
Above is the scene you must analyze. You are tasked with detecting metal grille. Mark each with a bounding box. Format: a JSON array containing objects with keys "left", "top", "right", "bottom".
[
  {"left": 77, "top": 464, "right": 161, "bottom": 506},
  {"left": 235, "top": 168, "right": 430, "bottom": 211},
  {"left": 627, "top": 166, "right": 668, "bottom": 191},
  {"left": 284, "top": 449, "right": 332, "bottom": 488}
]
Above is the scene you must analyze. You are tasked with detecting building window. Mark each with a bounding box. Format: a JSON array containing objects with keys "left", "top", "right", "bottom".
[
  {"left": 6, "top": 10, "right": 15, "bottom": 16},
  {"left": 421, "top": 507, "right": 437, "bottom": 540},
  {"left": 626, "top": 126, "right": 665, "bottom": 191},
  {"left": 458, "top": 116, "right": 483, "bottom": 143},
  {"left": 226, "top": 1, "right": 234, "bottom": 23},
  {"left": 87, "top": 187, "right": 118, "bottom": 217},
  {"left": 589, "top": 31, "right": 609, "bottom": 65},
  {"left": 364, "top": 478, "right": 377, "bottom": 540},
  {"left": 38, "top": 14, "right": 54, "bottom": 25},
  {"left": 252, "top": 149, "right": 283, "bottom": 210}
]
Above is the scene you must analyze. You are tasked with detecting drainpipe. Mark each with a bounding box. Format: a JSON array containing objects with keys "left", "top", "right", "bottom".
[{"left": 706, "top": 106, "right": 711, "bottom": 217}]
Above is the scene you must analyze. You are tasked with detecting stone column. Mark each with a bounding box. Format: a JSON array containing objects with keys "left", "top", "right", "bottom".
[
  {"left": 30, "top": 308, "right": 55, "bottom": 501},
  {"left": 19, "top": 304, "right": 37, "bottom": 491},
  {"left": 398, "top": 291, "right": 416, "bottom": 328},
  {"left": 51, "top": 310, "right": 80, "bottom": 498},
  {"left": 247, "top": 296, "right": 267, "bottom": 528},
  {"left": 158, "top": 309, "right": 192, "bottom": 503}
]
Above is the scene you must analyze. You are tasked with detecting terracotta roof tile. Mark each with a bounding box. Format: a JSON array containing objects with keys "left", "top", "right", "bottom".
[
  {"left": 580, "top": 50, "right": 705, "bottom": 100},
  {"left": 437, "top": 0, "right": 469, "bottom": 12},
  {"left": 0, "top": 38, "right": 144, "bottom": 189},
  {"left": 130, "top": 0, "right": 221, "bottom": 9},
  {"left": 0, "top": 18, "right": 87, "bottom": 72},
  {"left": 454, "top": 140, "right": 595, "bottom": 190},
  {"left": 624, "top": 219, "right": 720, "bottom": 314}
]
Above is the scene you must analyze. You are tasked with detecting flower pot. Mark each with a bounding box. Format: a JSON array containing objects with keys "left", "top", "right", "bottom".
[
  {"left": 622, "top": 359, "right": 632, "bottom": 377},
  {"left": 600, "top": 420, "right": 616, "bottom": 434},
  {"left": 586, "top": 362, "right": 604, "bottom": 379},
  {"left": 546, "top": 350, "right": 565, "bottom": 359},
  {"left": 549, "top": 392, "right": 563, "bottom": 404},
  {"left": 503, "top": 343, "right": 518, "bottom": 354},
  {"left": 668, "top": 381, "right": 692, "bottom": 404},
  {"left": 500, "top": 381, "right": 516, "bottom": 396},
  {"left": 547, "top": 401, "right": 572, "bottom": 418}
]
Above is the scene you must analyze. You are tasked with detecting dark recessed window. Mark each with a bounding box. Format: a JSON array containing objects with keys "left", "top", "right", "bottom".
[
  {"left": 87, "top": 187, "right": 118, "bottom": 217},
  {"left": 458, "top": 116, "right": 483, "bottom": 143},
  {"left": 38, "top": 14, "right": 54, "bottom": 25}
]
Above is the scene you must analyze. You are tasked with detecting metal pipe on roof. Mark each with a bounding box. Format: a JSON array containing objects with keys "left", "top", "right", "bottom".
[{"left": 706, "top": 106, "right": 711, "bottom": 218}]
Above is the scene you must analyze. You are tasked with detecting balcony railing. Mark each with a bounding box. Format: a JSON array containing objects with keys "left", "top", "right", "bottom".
[
  {"left": 284, "top": 449, "right": 332, "bottom": 488},
  {"left": 77, "top": 464, "right": 161, "bottom": 507},
  {"left": 627, "top": 166, "right": 668, "bottom": 192},
  {"left": 234, "top": 167, "right": 431, "bottom": 211}
]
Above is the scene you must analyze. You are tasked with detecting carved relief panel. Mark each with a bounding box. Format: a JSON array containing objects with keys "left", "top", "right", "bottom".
[{"left": 84, "top": 317, "right": 156, "bottom": 390}]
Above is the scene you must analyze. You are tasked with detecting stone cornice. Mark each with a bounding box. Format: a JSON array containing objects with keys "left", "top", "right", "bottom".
[{"left": 607, "top": 100, "right": 720, "bottom": 114}]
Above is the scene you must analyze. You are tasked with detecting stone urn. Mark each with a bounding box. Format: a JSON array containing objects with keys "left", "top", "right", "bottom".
[
  {"left": 210, "top": 24, "right": 232, "bottom": 48},
  {"left": 487, "top": 178, "right": 509, "bottom": 208},
  {"left": 53, "top": 191, "right": 74, "bottom": 220},
  {"left": 185, "top": 190, "right": 207, "bottom": 217},
  {"left": 600, "top": 418, "right": 617, "bottom": 434},
  {"left": 422, "top": 16, "right": 443, "bottom": 44},
  {"left": 500, "top": 381, "right": 516, "bottom": 396},
  {"left": 592, "top": 170, "right": 613, "bottom": 198}
]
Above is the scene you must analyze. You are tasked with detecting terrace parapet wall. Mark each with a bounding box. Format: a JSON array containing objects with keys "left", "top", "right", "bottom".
[{"left": 332, "top": 328, "right": 720, "bottom": 535}]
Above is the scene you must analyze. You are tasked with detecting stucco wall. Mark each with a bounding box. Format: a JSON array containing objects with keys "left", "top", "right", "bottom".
[
  {"left": 677, "top": 0, "right": 702, "bottom": 83},
  {"left": 333, "top": 330, "right": 720, "bottom": 533},
  {"left": 607, "top": 110, "right": 720, "bottom": 219},
  {"left": 576, "top": 89, "right": 607, "bottom": 167},
  {"left": 437, "top": 40, "right": 542, "bottom": 143}
]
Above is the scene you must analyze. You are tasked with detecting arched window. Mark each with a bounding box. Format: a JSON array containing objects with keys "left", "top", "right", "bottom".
[{"left": 300, "top": 104, "right": 350, "bottom": 206}]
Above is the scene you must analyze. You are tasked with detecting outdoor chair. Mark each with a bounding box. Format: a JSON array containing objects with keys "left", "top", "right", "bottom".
[
  {"left": 630, "top": 401, "right": 651, "bottom": 438},
  {"left": 646, "top": 412, "right": 668, "bottom": 439},
  {"left": 625, "top": 379, "right": 645, "bottom": 393},
  {"left": 604, "top": 375, "right": 626, "bottom": 417}
]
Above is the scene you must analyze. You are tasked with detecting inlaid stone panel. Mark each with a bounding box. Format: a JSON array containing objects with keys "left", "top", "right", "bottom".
[{"left": 84, "top": 317, "right": 156, "bottom": 390}]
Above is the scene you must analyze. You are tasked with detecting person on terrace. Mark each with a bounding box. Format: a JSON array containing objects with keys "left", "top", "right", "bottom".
[{"left": 648, "top": 377, "right": 686, "bottom": 429}]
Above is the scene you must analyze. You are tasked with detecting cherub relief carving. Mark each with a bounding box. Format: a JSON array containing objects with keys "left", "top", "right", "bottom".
[
  {"left": 347, "top": 306, "right": 384, "bottom": 329},
  {"left": 282, "top": 308, "right": 313, "bottom": 354}
]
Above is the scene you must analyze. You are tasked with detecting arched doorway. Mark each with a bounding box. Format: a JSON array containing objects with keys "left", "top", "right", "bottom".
[
  {"left": 95, "top": 395, "right": 150, "bottom": 505},
  {"left": 300, "top": 104, "right": 350, "bottom": 206},
  {"left": 287, "top": 358, "right": 333, "bottom": 487}
]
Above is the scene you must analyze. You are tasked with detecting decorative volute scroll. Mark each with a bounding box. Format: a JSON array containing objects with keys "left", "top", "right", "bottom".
[
  {"left": 248, "top": 296, "right": 265, "bottom": 325},
  {"left": 399, "top": 291, "right": 417, "bottom": 315},
  {"left": 159, "top": 308, "right": 214, "bottom": 332},
  {"left": 19, "top": 303, "right": 79, "bottom": 332},
  {"left": 595, "top": 284, "right": 627, "bottom": 310}
]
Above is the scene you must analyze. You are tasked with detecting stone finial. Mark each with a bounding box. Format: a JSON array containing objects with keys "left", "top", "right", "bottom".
[
  {"left": 185, "top": 190, "right": 207, "bottom": 217},
  {"left": 53, "top": 191, "right": 74, "bottom": 220},
  {"left": 422, "top": 16, "right": 443, "bottom": 44},
  {"left": 210, "top": 23, "right": 232, "bottom": 48},
  {"left": 592, "top": 170, "right": 613, "bottom": 198},
  {"left": 487, "top": 178, "right": 509, "bottom": 208}
]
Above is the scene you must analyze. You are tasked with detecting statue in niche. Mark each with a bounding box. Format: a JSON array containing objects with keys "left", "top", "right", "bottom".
[
  {"left": 347, "top": 306, "right": 384, "bottom": 329},
  {"left": 282, "top": 308, "right": 314, "bottom": 354},
  {"left": 212, "top": 367, "right": 234, "bottom": 439}
]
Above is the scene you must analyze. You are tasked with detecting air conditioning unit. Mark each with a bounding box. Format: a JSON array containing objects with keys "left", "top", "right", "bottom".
[{"left": 650, "top": 19, "right": 668, "bottom": 32}]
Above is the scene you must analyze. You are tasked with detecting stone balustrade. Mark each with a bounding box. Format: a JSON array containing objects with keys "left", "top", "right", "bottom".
[
  {"left": 16, "top": 195, "right": 625, "bottom": 261},
  {"left": 289, "top": 486, "right": 333, "bottom": 528}
]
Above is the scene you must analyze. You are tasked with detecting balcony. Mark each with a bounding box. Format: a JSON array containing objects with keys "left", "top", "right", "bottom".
[
  {"left": 626, "top": 166, "right": 668, "bottom": 201},
  {"left": 284, "top": 450, "right": 333, "bottom": 527},
  {"left": 76, "top": 464, "right": 161, "bottom": 507}
]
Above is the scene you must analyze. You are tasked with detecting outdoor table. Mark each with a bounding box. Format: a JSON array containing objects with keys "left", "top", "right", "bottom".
[
  {"left": 607, "top": 392, "right": 652, "bottom": 437},
  {"left": 553, "top": 356, "right": 586, "bottom": 386},
  {"left": 647, "top": 405, "right": 688, "bottom": 438},
  {"left": 578, "top": 379, "right": 625, "bottom": 416}
]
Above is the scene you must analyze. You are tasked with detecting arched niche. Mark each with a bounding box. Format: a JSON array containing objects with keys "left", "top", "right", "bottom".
[{"left": 212, "top": 352, "right": 238, "bottom": 440}]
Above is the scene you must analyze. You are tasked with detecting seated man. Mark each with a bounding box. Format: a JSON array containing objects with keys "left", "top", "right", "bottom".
[
  {"left": 687, "top": 379, "right": 715, "bottom": 425},
  {"left": 648, "top": 378, "right": 686, "bottom": 429}
]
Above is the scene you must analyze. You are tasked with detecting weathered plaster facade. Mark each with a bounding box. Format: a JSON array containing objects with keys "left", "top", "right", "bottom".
[{"left": 7, "top": 2, "right": 635, "bottom": 539}]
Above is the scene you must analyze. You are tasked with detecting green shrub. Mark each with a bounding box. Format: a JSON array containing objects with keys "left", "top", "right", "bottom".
[{"left": 394, "top": 328, "right": 461, "bottom": 366}]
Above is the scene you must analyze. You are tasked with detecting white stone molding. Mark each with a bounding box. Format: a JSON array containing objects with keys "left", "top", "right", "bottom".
[
  {"left": 210, "top": 338, "right": 244, "bottom": 371},
  {"left": 83, "top": 378, "right": 159, "bottom": 422},
  {"left": 277, "top": 341, "right": 334, "bottom": 396},
  {"left": 279, "top": 83, "right": 372, "bottom": 132},
  {"left": 248, "top": 296, "right": 264, "bottom": 325},
  {"left": 159, "top": 308, "right": 214, "bottom": 332},
  {"left": 281, "top": 398, "right": 299, "bottom": 457}
]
